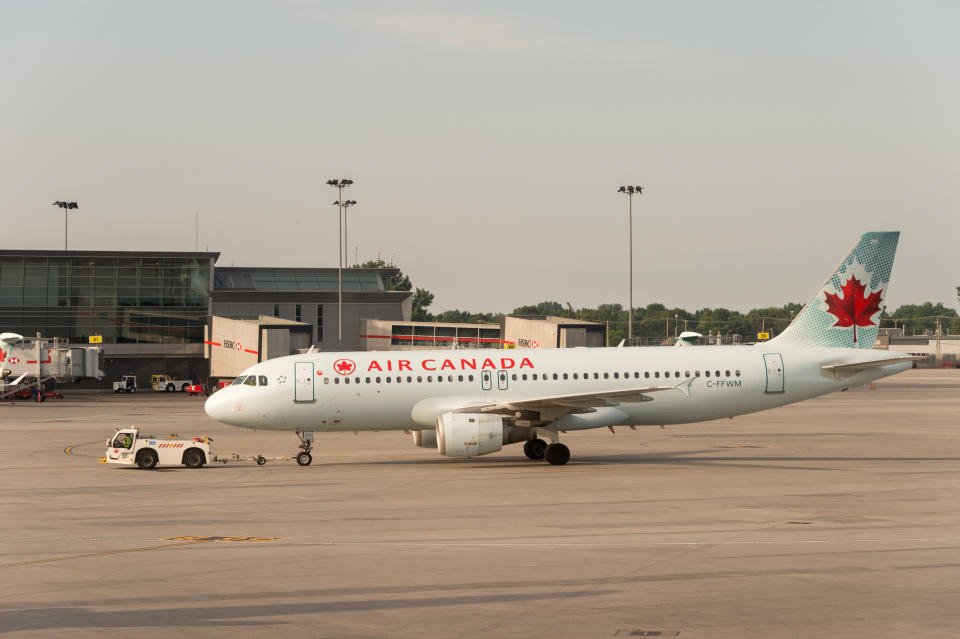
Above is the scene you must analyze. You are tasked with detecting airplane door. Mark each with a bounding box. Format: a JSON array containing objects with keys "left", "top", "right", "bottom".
[
  {"left": 294, "top": 361, "right": 315, "bottom": 402},
  {"left": 497, "top": 369, "right": 509, "bottom": 390},
  {"left": 481, "top": 369, "right": 493, "bottom": 391},
  {"left": 763, "top": 353, "right": 784, "bottom": 393}
]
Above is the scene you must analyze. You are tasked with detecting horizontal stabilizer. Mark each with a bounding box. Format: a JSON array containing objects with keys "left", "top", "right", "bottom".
[{"left": 820, "top": 356, "right": 920, "bottom": 380}]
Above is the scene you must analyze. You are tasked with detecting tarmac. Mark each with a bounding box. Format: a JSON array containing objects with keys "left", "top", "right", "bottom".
[{"left": 1, "top": 368, "right": 958, "bottom": 638}]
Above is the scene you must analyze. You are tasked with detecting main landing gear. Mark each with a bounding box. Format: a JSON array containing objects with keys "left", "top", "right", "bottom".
[
  {"left": 523, "top": 437, "right": 570, "bottom": 466},
  {"left": 296, "top": 431, "right": 314, "bottom": 466}
]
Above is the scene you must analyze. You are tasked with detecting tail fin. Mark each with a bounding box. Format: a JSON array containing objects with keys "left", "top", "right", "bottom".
[{"left": 770, "top": 232, "right": 899, "bottom": 349}]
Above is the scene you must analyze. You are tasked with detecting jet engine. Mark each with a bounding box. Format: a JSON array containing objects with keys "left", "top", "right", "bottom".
[{"left": 435, "top": 411, "right": 530, "bottom": 458}]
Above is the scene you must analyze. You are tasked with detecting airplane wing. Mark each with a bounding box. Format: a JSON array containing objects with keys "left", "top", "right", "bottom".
[
  {"left": 820, "top": 356, "right": 921, "bottom": 380},
  {"left": 453, "top": 385, "right": 680, "bottom": 418}
]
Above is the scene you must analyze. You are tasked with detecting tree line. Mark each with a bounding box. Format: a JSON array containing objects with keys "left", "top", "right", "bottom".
[{"left": 357, "top": 259, "right": 959, "bottom": 343}]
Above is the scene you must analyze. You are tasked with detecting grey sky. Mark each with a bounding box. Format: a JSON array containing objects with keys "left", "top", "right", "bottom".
[{"left": 2, "top": 1, "right": 957, "bottom": 314}]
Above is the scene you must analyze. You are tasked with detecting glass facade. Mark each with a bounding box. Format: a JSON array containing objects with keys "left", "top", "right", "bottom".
[
  {"left": 0, "top": 254, "right": 211, "bottom": 344},
  {"left": 214, "top": 269, "right": 382, "bottom": 291}
]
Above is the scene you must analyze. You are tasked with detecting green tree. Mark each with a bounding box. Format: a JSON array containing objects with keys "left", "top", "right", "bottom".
[
  {"left": 412, "top": 288, "right": 435, "bottom": 321},
  {"left": 887, "top": 302, "right": 960, "bottom": 335}
]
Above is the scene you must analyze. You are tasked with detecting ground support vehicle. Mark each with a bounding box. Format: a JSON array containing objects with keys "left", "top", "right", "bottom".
[
  {"left": 113, "top": 375, "right": 137, "bottom": 393},
  {"left": 102, "top": 427, "right": 211, "bottom": 469},
  {"left": 151, "top": 374, "right": 193, "bottom": 392},
  {"left": 185, "top": 384, "right": 204, "bottom": 396}
]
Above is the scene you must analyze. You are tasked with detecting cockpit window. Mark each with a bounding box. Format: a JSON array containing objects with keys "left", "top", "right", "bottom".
[
  {"left": 232, "top": 376, "right": 247, "bottom": 385},
  {"left": 243, "top": 376, "right": 256, "bottom": 386},
  {"left": 258, "top": 375, "right": 268, "bottom": 386}
]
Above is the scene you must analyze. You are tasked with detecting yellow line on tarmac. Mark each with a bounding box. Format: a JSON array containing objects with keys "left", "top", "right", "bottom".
[
  {"left": 0, "top": 540, "right": 213, "bottom": 568},
  {"left": 63, "top": 440, "right": 105, "bottom": 457}
]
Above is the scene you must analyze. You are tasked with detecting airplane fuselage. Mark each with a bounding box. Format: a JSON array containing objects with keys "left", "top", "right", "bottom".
[{"left": 204, "top": 345, "right": 912, "bottom": 433}]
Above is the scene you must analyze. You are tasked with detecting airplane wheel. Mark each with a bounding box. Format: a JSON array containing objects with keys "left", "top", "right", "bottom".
[
  {"left": 544, "top": 443, "right": 570, "bottom": 466},
  {"left": 256, "top": 456, "right": 266, "bottom": 466},
  {"left": 296, "top": 453, "right": 312, "bottom": 466},
  {"left": 523, "top": 438, "right": 547, "bottom": 460}
]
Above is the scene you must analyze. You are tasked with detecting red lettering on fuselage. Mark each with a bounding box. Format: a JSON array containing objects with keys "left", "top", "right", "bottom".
[{"left": 362, "top": 357, "right": 536, "bottom": 373}]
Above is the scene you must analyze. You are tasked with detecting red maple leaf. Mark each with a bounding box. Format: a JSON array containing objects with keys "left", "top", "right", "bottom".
[
  {"left": 335, "top": 359, "right": 355, "bottom": 374},
  {"left": 823, "top": 275, "right": 883, "bottom": 343}
]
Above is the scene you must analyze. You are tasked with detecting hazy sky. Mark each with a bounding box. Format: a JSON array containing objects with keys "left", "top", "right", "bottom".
[{"left": 3, "top": 1, "right": 957, "bottom": 314}]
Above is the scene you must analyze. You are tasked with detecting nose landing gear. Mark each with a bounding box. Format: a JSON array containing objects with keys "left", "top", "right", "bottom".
[{"left": 296, "top": 431, "right": 314, "bottom": 466}]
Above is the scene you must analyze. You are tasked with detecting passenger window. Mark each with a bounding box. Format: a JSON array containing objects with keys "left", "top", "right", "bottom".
[
  {"left": 715, "top": 371, "right": 720, "bottom": 377},
  {"left": 244, "top": 376, "right": 256, "bottom": 386},
  {"left": 655, "top": 372, "right": 660, "bottom": 378},
  {"left": 684, "top": 371, "right": 690, "bottom": 378},
  {"left": 674, "top": 372, "right": 680, "bottom": 378},
  {"left": 459, "top": 375, "right": 464, "bottom": 382},
  {"left": 408, "top": 376, "right": 414, "bottom": 383},
  {"left": 324, "top": 378, "right": 330, "bottom": 384},
  {"left": 572, "top": 373, "right": 578, "bottom": 380},
  {"left": 512, "top": 374, "right": 517, "bottom": 381},
  {"left": 355, "top": 377, "right": 360, "bottom": 384},
  {"left": 532, "top": 374, "right": 538, "bottom": 380},
  {"left": 344, "top": 378, "right": 350, "bottom": 384},
  {"left": 259, "top": 375, "right": 268, "bottom": 386},
  {"left": 735, "top": 370, "right": 741, "bottom": 377},
  {"left": 334, "top": 378, "right": 340, "bottom": 384},
  {"left": 448, "top": 375, "right": 454, "bottom": 382},
  {"left": 695, "top": 371, "right": 701, "bottom": 377},
  {"left": 634, "top": 372, "right": 639, "bottom": 379},
  {"left": 552, "top": 373, "right": 558, "bottom": 380},
  {"left": 725, "top": 370, "right": 730, "bottom": 377},
  {"left": 613, "top": 372, "right": 619, "bottom": 379},
  {"left": 376, "top": 377, "right": 382, "bottom": 383},
  {"left": 434, "top": 376, "right": 440, "bottom": 382},
  {"left": 563, "top": 373, "right": 568, "bottom": 380},
  {"left": 522, "top": 374, "right": 528, "bottom": 380},
  {"left": 644, "top": 372, "right": 650, "bottom": 378},
  {"left": 366, "top": 377, "right": 371, "bottom": 384},
  {"left": 468, "top": 375, "right": 474, "bottom": 382},
  {"left": 593, "top": 373, "right": 599, "bottom": 379},
  {"left": 385, "top": 377, "right": 390, "bottom": 383}
]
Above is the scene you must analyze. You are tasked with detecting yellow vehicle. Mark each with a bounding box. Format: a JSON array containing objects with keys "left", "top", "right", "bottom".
[{"left": 150, "top": 374, "right": 193, "bottom": 392}]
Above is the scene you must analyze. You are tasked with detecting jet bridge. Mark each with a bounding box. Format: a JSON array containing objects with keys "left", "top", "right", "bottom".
[{"left": 1, "top": 332, "right": 103, "bottom": 398}]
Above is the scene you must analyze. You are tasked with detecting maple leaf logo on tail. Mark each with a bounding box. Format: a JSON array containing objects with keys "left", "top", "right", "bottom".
[{"left": 822, "top": 275, "right": 883, "bottom": 344}]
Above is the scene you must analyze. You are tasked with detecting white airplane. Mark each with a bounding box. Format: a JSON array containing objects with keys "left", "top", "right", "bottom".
[{"left": 204, "top": 232, "right": 916, "bottom": 466}]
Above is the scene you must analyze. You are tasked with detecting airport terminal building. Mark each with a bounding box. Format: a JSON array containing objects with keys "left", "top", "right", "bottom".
[{"left": 0, "top": 250, "right": 413, "bottom": 383}]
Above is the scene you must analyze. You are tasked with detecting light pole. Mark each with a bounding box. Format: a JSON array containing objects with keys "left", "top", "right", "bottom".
[
  {"left": 53, "top": 201, "right": 78, "bottom": 250},
  {"left": 337, "top": 200, "right": 357, "bottom": 268},
  {"left": 617, "top": 185, "right": 642, "bottom": 344},
  {"left": 326, "top": 179, "right": 353, "bottom": 344}
]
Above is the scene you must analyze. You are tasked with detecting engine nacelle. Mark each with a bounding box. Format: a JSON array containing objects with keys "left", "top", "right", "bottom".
[
  {"left": 436, "top": 411, "right": 530, "bottom": 458},
  {"left": 412, "top": 429, "right": 438, "bottom": 449}
]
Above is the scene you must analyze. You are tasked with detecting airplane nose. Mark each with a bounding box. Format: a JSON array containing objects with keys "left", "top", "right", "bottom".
[{"left": 204, "top": 390, "right": 230, "bottom": 423}]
